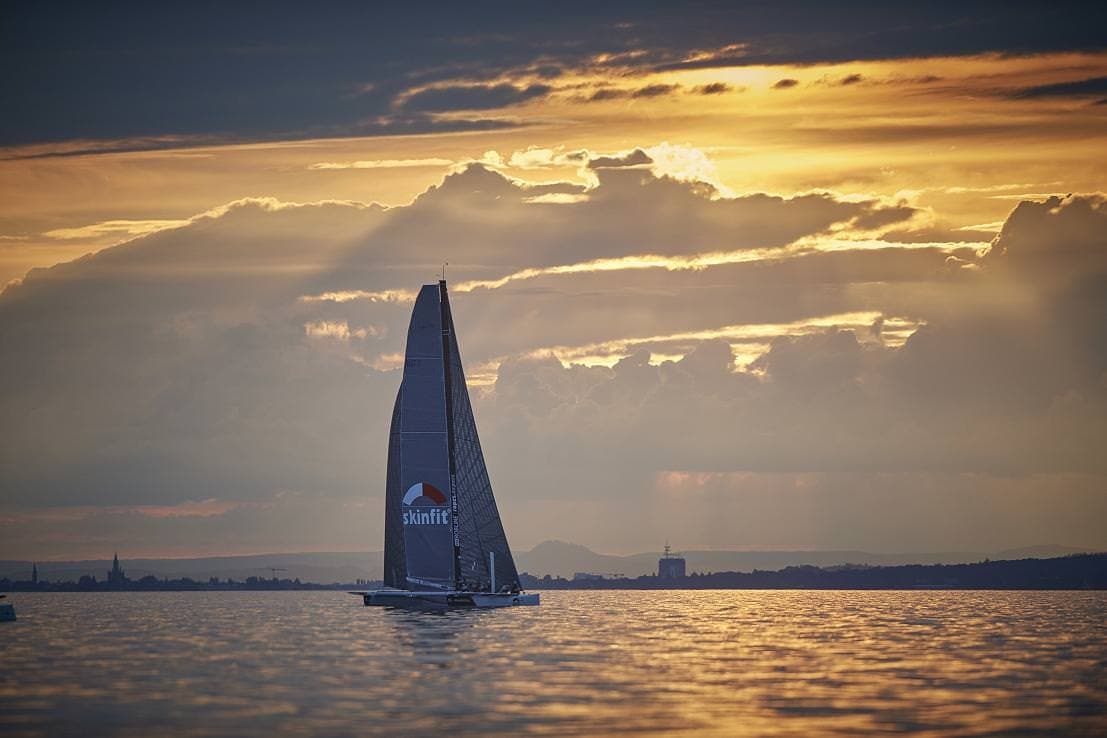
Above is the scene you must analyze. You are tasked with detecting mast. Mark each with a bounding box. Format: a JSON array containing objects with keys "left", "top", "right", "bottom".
[
  {"left": 385, "top": 279, "right": 520, "bottom": 593},
  {"left": 439, "top": 280, "right": 463, "bottom": 590}
]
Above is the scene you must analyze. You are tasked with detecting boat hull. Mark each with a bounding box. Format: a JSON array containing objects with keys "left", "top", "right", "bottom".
[
  {"left": 354, "top": 590, "right": 539, "bottom": 609},
  {"left": 471, "top": 592, "right": 539, "bottom": 608}
]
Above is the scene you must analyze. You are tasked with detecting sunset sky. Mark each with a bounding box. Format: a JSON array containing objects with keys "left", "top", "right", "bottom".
[{"left": 2, "top": 2, "right": 1105, "bottom": 560}]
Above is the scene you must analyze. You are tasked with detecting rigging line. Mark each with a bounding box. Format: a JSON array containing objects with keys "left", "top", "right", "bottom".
[{"left": 439, "top": 279, "right": 463, "bottom": 590}]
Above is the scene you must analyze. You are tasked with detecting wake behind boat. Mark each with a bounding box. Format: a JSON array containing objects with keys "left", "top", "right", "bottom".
[{"left": 353, "top": 280, "right": 538, "bottom": 609}]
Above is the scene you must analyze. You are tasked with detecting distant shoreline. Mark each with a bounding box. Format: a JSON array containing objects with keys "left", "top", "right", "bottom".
[
  {"left": 4, "top": 553, "right": 1104, "bottom": 592},
  {"left": 1, "top": 581, "right": 366, "bottom": 593},
  {"left": 523, "top": 553, "right": 1107, "bottom": 591}
]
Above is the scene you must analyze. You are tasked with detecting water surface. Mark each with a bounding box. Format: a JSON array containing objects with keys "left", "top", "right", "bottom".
[{"left": 2, "top": 590, "right": 1104, "bottom": 737}]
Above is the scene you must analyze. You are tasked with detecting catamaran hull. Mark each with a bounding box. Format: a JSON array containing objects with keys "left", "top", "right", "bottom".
[
  {"left": 356, "top": 590, "right": 539, "bottom": 609},
  {"left": 470, "top": 592, "right": 539, "bottom": 607}
]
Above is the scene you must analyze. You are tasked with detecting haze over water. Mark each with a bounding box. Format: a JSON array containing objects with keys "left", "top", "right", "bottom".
[{"left": 3, "top": 591, "right": 1104, "bottom": 737}]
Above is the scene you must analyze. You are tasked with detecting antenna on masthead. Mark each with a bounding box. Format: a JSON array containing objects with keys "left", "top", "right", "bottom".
[{"left": 441, "top": 261, "right": 448, "bottom": 282}]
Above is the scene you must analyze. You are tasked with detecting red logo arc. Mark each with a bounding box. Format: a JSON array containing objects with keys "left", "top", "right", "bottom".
[{"left": 402, "top": 482, "right": 447, "bottom": 506}]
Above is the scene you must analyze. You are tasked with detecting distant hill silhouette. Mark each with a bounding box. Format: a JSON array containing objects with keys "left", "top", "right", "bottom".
[
  {"left": 521, "top": 553, "right": 1107, "bottom": 590},
  {"left": 5, "top": 553, "right": 1103, "bottom": 592},
  {"left": 1, "top": 542, "right": 1095, "bottom": 583},
  {"left": 514, "top": 540, "right": 1094, "bottom": 579}
]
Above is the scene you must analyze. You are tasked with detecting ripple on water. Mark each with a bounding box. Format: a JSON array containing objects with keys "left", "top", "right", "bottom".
[{"left": 0, "top": 590, "right": 1105, "bottom": 737}]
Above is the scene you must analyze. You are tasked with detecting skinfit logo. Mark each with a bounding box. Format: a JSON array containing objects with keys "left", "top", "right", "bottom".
[{"left": 401, "top": 482, "right": 450, "bottom": 526}]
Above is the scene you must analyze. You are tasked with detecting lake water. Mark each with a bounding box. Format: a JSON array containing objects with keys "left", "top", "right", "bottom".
[{"left": 1, "top": 590, "right": 1104, "bottom": 737}]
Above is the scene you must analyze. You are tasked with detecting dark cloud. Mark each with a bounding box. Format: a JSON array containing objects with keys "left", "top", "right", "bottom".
[
  {"left": 789, "top": 118, "right": 1107, "bottom": 145},
  {"left": 809, "top": 74, "right": 865, "bottom": 88},
  {"left": 586, "top": 149, "right": 653, "bottom": 169},
  {"left": 693, "top": 82, "right": 733, "bottom": 95},
  {"left": 3, "top": 115, "right": 529, "bottom": 162},
  {"left": 587, "top": 87, "right": 627, "bottom": 101},
  {"left": 530, "top": 64, "right": 565, "bottom": 79},
  {"left": 354, "top": 113, "right": 526, "bottom": 137},
  {"left": 772, "top": 78, "right": 800, "bottom": 89},
  {"left": 651, "top": 4, "right": 1106, "bottom": 73},
  {"left": 1010, "top": 75, "right": 1107, "bottom": 99},
  {"left": 631, "top": 83, "right": 681, "bottom": 98},
  {"left": 3, "top": 2, "right": 1102, "bottom": 148},
  {"left": 751, "top": 330, "right": 864, "bottom": 392},
  {"left": 586, "top": 84, "right": 681, "bottom": 102},
  {"left": 850, "top": 204, "right": 917, "bottom": 230},
  {"left": 398, "top": 83, "right": 552, "bottom": 112},
  {"left": 983, "top": 194, "right": 1107, "bottom": 282}
]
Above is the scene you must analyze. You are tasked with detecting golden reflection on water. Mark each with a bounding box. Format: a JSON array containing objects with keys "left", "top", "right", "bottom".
[{"left": 0, "top": 590, "right": 1104, "bottom": 737}]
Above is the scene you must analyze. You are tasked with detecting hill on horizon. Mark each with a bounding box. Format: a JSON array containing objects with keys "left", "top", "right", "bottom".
[{"left": 2, "top": 542, "right": 1094, "bottom": 584}]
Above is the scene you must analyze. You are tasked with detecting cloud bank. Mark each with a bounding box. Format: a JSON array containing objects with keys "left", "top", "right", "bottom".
[
  {"left": 1, "top": 152, "right": 1104, "bottom": 557},
  {"left": 5, "top": 4, "right": 1103, "bottom": 149}
]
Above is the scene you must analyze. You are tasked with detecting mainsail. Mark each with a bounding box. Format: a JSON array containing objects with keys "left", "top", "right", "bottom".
[{"left": 383, "top": 281, "right": 520, "bottom": 593}]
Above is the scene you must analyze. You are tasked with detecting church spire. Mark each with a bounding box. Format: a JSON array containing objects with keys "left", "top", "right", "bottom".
[{"left": 108, "top": 551, "right": 126, "bottom": 585}]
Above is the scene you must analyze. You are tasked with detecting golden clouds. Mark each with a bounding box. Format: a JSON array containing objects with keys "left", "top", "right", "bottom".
[
  {"left": 516, "top": 311, "right": 921, "bottom": 371},
  {"left": 301, "top": 289, "right": 416, "bottom": 304},
  {"left": 2, "top": 50, "right": 1103, "bottom": 288},
  {"left": 457, "top": 312, "right": 922, "bottom": 387},
  {"left": 43, "top": 219, "right": 191, "bottom": 241},
  {"left": 308, "top": 157, "right": 454, "bottom": 170},
  {"left": 299, "top": 236, "right": 974, "bottom": 308},
  {"left": 303, "top": 320, "right": 380, "bottom": 341}
]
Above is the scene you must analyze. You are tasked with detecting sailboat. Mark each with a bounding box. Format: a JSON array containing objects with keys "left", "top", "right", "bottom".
[{"left": 354, "top": 280, "right": 539, "bottom": 609}]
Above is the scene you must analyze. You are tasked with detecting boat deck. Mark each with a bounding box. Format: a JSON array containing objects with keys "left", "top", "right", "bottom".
[{"left": 350, "top": 589, "right": 539, "bottom": 609}]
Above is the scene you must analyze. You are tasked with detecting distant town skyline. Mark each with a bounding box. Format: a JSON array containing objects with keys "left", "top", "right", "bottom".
[
  {"left": 1, "top": 3, "right": 1105, "bottom": 559},
  {"left": 5, "top": 547, "right": 1104, "bottom": 591}
]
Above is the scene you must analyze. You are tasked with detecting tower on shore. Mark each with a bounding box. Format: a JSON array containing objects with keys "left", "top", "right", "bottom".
[{"left": 658, "top": 542, "right": 687, "bottom": 579}]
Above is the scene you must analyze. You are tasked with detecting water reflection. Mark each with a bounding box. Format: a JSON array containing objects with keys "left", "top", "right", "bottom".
[{"left": 1, "top": 590, "right": 1104, "bottom": 737}]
